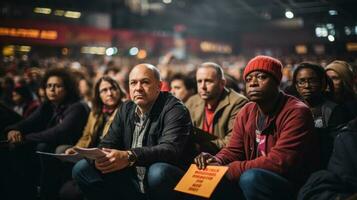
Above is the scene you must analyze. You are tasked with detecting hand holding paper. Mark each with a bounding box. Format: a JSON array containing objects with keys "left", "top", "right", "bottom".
[
  {"left": 95, "top": 148, "right": 130, "bottom": 174},
  {"left": 36, "top": 151, "right": 83, "bottom": 163},
  {"left": 194, "top": 152, "right": 220, "bottom": 170},
  {"left": 72, "top": 147, "right": 107, "bottom": 160},
  {"left": 175, "top": 164, "right": 228, "bottom": 198}
]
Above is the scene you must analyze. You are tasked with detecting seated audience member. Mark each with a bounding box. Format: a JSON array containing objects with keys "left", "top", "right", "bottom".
[
  {"left": 4, "top": 67, "right": 90, "bottom": 200},
  {"left": 325, "top": 60, "right": 357, "bottom": 118},
  {"left": 186, "top": 62, "right": 248, "bottom": 154},
  {"left": 194, "top": 55, "right": 319, "bottom": 200},
  {"left": 170, "top": 73, "right": 196, "bottom": 103},
  {"left": 72, "top": 63, "right": 193, "bottom": 200},
  {"left": 57, "top": 76, "right": 125, "bottom": 200},
  {"left": 224, "top": 73, "right": 242, "bottom": 94},
  {"left": 12, "top": 84, "right": 40, "bottom": 118},
  {"left": 0, "top": 102, "right": 22, "bottom": 200},
  {"left": 298, "top": 117, "right": 357, "bottom": 200},
  {"left": 78, "top": 77, "right": 93, "bottom": 108},
  {"left": 24, "top": 67, "right": 43, "bottom": 95},
  {"left": 293, "top": 62, "right": 352, "bottom": 167},
  {"left": 0, "top": 102, "right": 22, "bottom": 137},
  {"left": 0, "top": 76, "right": 15, "bottom": 108}
]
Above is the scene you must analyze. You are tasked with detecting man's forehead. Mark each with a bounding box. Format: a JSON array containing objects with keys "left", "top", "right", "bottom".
[
  {"left": 246, "top": 70, "right": 269, "bottom": 76},
  {"left": 197, "top": 67, "right": 217, "bottom": 76}
]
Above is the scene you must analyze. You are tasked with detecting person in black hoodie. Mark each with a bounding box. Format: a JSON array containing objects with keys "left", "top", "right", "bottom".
[
  {"left": 4, "top": 67, "right": 89, "bottom": 200},
  {"left": 298, "top": 117, "right": 357, "bottom": 200}
]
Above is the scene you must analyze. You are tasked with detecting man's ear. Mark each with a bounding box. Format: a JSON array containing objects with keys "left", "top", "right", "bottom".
[
  {"left": 158, "top": 81, "right": 163, "bottom": 91},
  {"left": 221, "top": 79, "right": 227, "bottom": 88}
]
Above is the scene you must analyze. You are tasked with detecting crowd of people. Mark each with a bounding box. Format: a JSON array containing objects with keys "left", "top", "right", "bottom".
[{"left": 1, "top": 53, "right": 357, "bottom": 200}]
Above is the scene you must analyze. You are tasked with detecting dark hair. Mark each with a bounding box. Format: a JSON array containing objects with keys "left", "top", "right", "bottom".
[
  {"left": 92, "top": 76, "right": 124, "bottom": 115},
  {"left": 41, "top": 67, "right": 80, "bottom": 104},
  {"left": 14, "top": 84, "right": 34, "bottom": 102},
  {"left": 170, "top": 73, "right": 197, "bottom": 93},
  {"left": 224, "top": 73, "right": 241, "bottom": 93},
  {"left": 292, "top": 62, "right": 335, "bottom": 97}
]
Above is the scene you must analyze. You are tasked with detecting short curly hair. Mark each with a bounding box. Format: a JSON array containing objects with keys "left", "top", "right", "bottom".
[{"left": 41, "top": 67, "right": 80, "bottom": 104}]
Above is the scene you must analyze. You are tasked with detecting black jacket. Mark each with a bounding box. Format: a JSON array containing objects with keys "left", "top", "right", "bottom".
[
  {"left": 0, "top": 102, "right": 22, "bottom": 139},
  {"left": 298, "top": 118, "right": 357, "bottom": 200},
  {"left": 100, "top": 92, "right": 194, "bottom": 168},
  {"left": 5, "top": 100, "right": 89, "bottom": 145}
]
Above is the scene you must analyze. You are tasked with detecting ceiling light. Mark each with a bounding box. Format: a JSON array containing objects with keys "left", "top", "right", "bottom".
[
  {"left": 285, "top": 10, "right": 294, "bottom": 19},
  {"left": 328, "top": 10, "right": 338, "bottom": 16},
  {"left": 328, "top": 35, "right": 335, "bottom": 42}
]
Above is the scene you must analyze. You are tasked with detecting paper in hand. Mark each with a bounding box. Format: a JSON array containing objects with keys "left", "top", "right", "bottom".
[
  {"left": 36, "top": 151, "right": 83, "bottom": 163},
  {"left": 72, "top": 147, "right": 106, "bottom": 160}
]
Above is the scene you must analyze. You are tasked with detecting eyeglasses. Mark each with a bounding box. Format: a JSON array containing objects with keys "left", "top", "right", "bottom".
[
  {"left": 46, "top": 83, "right": 64, "bottom": 89},
  {"left": 99, "top": 86, "right": 117, "bottom": 94},
  {"left": 296, "top": 78, "right": 320, "bottom": 87}
]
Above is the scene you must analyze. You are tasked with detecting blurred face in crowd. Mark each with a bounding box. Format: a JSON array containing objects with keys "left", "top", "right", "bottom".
[
  {"left": 245, "top": 71, "right": 278, "bottom": 103},
  {"left": 326, "top": 70, "right": 343, "bottom": 94},
  {"left": 79, "top": 79, "right": 91, "bottom": 97},
  {"left": 295, "top": 68, "right": 323, "bottom": 102},
  {"left": 196, "top": 67, "right": 225, "bottom": 103},
  {"left": 170, "top": 79, "right": 192, "bottom": 102},
  {"left": 46, "top": 76, "right": 66, "bottom": 105},
  {"left": 129, "top": 64, "right": 161, "bottom": 112},
  {"left": 99, "top": 80, "right": 120, "bottom": 108},
  {"left": 37, "top": 87, "right": 46, "bottom": 103},
  {"left": 12, "top": 91, "right": 22, "bottom": 105}
]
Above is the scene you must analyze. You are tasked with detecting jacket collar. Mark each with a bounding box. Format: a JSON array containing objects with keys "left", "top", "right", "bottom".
[
  {"left": 215, "top": 88, "right": 231, "bottom": 114},
  {"left": 256, "top": 92, "right": 287, "bottom": 134}
]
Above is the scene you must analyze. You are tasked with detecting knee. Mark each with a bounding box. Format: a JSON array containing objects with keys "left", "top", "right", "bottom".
[
  {"left": 55, "top": 145, "right": 72, "bottom": 154},
  {"left": 147, "top": 163, "right": 169, "bottom": 187},
  {"left": 72, "top": 159, "right": 90, "bottom": 182},
  {"left": 36, "top": 143, "right": 50, "bottom": 152},
  {"left": 239, "top": 168, "right": 266, "bottom": 189},
  {"left": 147, "top": 163, "right": 182, "bottom": 188}
]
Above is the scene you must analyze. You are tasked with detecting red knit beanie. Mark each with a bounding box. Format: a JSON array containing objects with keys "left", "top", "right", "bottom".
[{"left": 243, "top": 55, "right": 283, "bottom": 83}]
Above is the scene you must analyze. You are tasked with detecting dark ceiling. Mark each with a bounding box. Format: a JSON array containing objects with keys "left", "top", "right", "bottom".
[{"left": 1, "top": 0, "right": 356, "bottom": 42}]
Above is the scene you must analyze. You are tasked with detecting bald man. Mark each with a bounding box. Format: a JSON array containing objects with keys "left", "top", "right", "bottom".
[{"left": 72, "top": 64, "right": 193, "bottom": 200}]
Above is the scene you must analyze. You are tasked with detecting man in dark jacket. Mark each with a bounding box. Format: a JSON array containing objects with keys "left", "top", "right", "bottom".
[
  {"left": 73, "top": 63, "right": 193, "bottom": 200},
  {"left": 194, "top": 55, "right": 319, "bottom": 200}
]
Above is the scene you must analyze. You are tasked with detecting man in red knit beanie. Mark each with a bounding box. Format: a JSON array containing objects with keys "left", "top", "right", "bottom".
[{"left": 194, "top": 55, "right": 319, "bottom": 200}]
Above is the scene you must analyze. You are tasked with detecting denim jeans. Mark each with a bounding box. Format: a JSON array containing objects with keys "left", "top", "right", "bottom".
[
  {"left": 208, "top": 168, "right": 295, "bottom": 200},
  {"left": 72, "top": 159, "right": 184, "bottom": 200},
  {"left": 238, "top": 168, "right": 295, "bottom": 200}
]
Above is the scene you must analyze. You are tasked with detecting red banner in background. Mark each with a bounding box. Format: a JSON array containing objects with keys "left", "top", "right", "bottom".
[{"left": 0, "top": 19, "right": 230, "bottom": 55}]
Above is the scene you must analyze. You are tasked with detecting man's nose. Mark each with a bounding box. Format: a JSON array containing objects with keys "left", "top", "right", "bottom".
[
  {"left": 248, "top": 78, "right": 259, "bottom": 86},
  {"left": 199, "top": 81, "right": 206, "bottom": 89}
]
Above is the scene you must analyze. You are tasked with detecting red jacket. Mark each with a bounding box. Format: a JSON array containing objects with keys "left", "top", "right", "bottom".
[{"left": 215, "top": 92, "right": 319, "bottom": 186}]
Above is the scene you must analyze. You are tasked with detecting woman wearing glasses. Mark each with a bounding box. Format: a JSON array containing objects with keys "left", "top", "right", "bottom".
[
  {"left": 292, "top": 62, "right": 351, "bottom": 168},
  {"left": 4, "top": 67, "right": 90, "bottom": 200},
  {"left": 50, "top": 76, "right": 125, "bottom": 200}
]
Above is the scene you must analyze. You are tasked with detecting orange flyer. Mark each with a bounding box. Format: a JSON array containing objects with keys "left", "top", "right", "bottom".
[{"left": 174, "top": 164, "right": 228, "bottom": 198}]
